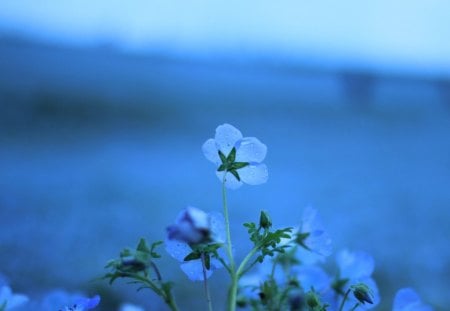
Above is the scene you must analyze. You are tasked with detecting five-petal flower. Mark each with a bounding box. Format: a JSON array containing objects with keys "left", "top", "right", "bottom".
[{"left": 202, "top": 123, "right": 268, "bottom": 189}]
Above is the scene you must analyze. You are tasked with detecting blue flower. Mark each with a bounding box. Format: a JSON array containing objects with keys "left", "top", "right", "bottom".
[
  {"left": 202, "top": 123, "right": 268, "bottom": 189},
  {"left": 334, "top": 250, "right": 380, "bottom": 310},
  {"left": 59, "top": 295, "right": 100, "bottom": 311},
  {"left": 296, "top": 206, "right": 332, "bottom": 259},
  {"left": 392, "top": 288, "right": 433, "bottom": 311},
  {"left": 37, "top": 290, "right": 99, "bottom": 311},
  {"left": 0, "top": 285, "right": 29, "bottom": 310},
  {"left": 119, "top": 303, "right": 145, "bottom": 311},
  {"left": 165, "top": 207, "right": 225, "bottom": 281}
]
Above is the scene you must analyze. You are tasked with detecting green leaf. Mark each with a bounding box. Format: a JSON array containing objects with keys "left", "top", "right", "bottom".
[
  {"left": 137, "top": 238, "right": 150, "bottom": 253},
  {"left": 150, "top": 241, "right": 163, "bottom": 258}
]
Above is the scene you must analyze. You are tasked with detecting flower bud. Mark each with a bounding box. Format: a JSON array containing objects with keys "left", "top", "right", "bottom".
[
  {"left": 305, "top": 290, "right": 320, "bottom": 308},
  {"left": 259, "top": 211, "right": 272, "bottom": 229},
  {"left": 352, "top": 283, "right": 374, "bottom": 304}
]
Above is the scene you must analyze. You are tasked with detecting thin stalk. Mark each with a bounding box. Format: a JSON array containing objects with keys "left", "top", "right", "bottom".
[
  {"left": 350, "top": 303, "right": 360, "bottom": 311},
  {"left": 338, "top": 289, "right": 351, "bottom": 311},
  {"left": 222, "top": 175, "right": 238, "bottom": 311},
  {"left": 236, "top": 247, "right": 259, "bottom": 278},
  {"left": 201, "top": 253, "right": 213, "bottom": 311},
  {"left": 222, "top": 175, "right": 235, "bottom": 272}
]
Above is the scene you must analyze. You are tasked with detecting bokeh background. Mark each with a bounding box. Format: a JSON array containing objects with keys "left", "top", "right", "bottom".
[{"left": 1, "top": 1, "right": 449, "bottom": 310}]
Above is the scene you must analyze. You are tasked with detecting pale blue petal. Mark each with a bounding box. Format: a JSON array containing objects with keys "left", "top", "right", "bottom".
[
  {"left": 295, "top": 246, "right": 325, "bottom": 265},
  {"left": 301, "top": 207, "right": 332, "bottom": 256},
  {"left": 180, "top": 260, "right": 213, "bottom": 281},
  {"left": 216, "top": 171, "right": 243, "bottom": 189},
  {"left": 337, "top": 250, "right": 374, "bottom": 279},
  {"left": 393, "top": 288, "right": 433, "bottom": 311},
  {"left": 301, "top": 206, "right": 325, "bottom": 233},
  {"left": 239, "top": 164, "right": 268, "bottom": 185},
  {"left": 75, "top": 295, "right": 100, "bottom": 309},
  {"left": 165, "top": 239, "right": 192, "bottom": 262},
  {"left": 215, "top": 124, "right": 243, "bottom": 155},
  {"left": 294, "top": 265, "right": 331, "bottom": 293},
  {"left": 235, "top": 137, "right": 267, "bottom": 163},
  {"left": 119, "top": 303, "right": 145, "bottom": 311},
  {"left": 209, "top": 212, "right": 226, "bottom": 243},
  {"left": 304, "top": 230, "right": 333, "bottom": 257},
  {"left": 0, "top": 286, "right": 29, "bottom": 309},
  {"left": 202, "top": 138, "right": 220, "bottom": 165}
]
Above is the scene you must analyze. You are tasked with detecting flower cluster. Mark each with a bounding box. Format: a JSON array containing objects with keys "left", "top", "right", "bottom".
[
  {"left": 0, "top": 276, "right": 100, "bottom": 311},
  {"left": 100, "top": 123, "right": 435, "bottom": 311}
]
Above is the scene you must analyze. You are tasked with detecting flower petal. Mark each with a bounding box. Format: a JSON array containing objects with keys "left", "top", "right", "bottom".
[
  {"left": 235, "top": 137, "right": 267, "bottom": 163},
  {"left": 393, "top": 288, "right": 433, "bottom": 311},
  {"left": 180, "top": 260, "right": 213, "bottom": 281},
  {"left": 209, "top": 212, "right": 226, "bottom": 243},
  {"left": 239, "top": 164, "right": 268, "bottom": 185},
  {"left": 215, "top": 124, "right": 243, "bottom": 155},
  {"left": 202, "top": 138, "right": 220, "bottom": 165},
  {"left": 294, "top": 265, "right": 331, "bottom": 293},
  {"left": 75, "top": 295, "right": 100, "bottom": 309},
  {"left": 216, "top": 171, "right": 243, "bottom": 189},
  {"left": 337, "top": 250, "right": 375, "bottom": 280},
  {"left": 165, "top": 239, "right": 192, "bottom": 262}
]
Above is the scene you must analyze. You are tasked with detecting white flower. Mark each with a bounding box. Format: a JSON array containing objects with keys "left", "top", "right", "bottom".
[{"left": 202, "top": 123, "right": 268, "bottom": 189}]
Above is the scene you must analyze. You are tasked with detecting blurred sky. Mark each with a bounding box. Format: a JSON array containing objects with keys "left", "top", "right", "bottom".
[{"left": 1, "top": 0, "right": 450, "bottom": 76}]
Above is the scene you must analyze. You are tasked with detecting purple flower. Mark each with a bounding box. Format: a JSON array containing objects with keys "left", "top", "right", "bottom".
[
  {"left": 165, "top": 207, "right": 225, "bottom": 281},
  {"left": 393, "top": 288, "right": 433, "bottom": 311},
  {"left": 202, "top": 123, "right": 268, "bottom": 189}
]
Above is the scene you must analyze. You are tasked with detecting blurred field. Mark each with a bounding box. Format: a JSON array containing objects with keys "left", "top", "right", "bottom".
[{"left": 1, "top": 38, "right": 449, "bottom": 310}]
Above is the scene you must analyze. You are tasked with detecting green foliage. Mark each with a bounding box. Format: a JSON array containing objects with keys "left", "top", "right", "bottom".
[
  {"left": 183, "top": 243, "right": 223, "bottom": 270},
  {"left": 243, "top": 215, "right": 292, "bottom": 266},
  {"left": 102, "top": 238, "right": 178, "bottom": 311}
]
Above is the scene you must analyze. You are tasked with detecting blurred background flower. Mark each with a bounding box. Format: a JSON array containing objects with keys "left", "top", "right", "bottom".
[{"left": 0, "top": 1, "right": 449, "bottom": 310}]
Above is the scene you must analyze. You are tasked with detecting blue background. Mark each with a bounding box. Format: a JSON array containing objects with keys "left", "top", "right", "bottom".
[{"left": 0, "top": 1, "right": 449, "bottom": 310}]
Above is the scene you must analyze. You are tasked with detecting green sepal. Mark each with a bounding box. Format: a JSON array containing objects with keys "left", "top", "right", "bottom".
[
  {"left": 230, "top": 162, "right": 249, "bottom": 170},
  {"left": 219, "top": 150, "right": 227, "bottom": 163},
  {"left": 230, "top": 169, "right": 241, "bottom": 181},
  {"left": 184, "top": 251, "right": 202, "bottom": 261},
  {"left": 204, "top": 254, "right": 211, "bottom": 270},
  {"left": 227, "top": 147, "right": 236, "bottom": 162}
]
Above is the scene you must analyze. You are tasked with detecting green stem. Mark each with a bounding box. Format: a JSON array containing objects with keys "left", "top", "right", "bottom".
[
  {"left": 350, "top": 303, "right": 360, "bottom": 311},
  {"left": 201, "top": 253, "right": 214, "bottom": 311},
  {"left": 222, "top": 175, "right": 235, "bottom": 272},
  {"left": 131, "top": 274, "right": 180, "bottom": 311},
  {"left": 236, "top": 247, "right": 260, "bottom": 278},
  {"left": 338, "top": 289, "right": 351, "bottom": 311},
  {"left": 222, "top": 175, "right": 238, "bottom": 311}
]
